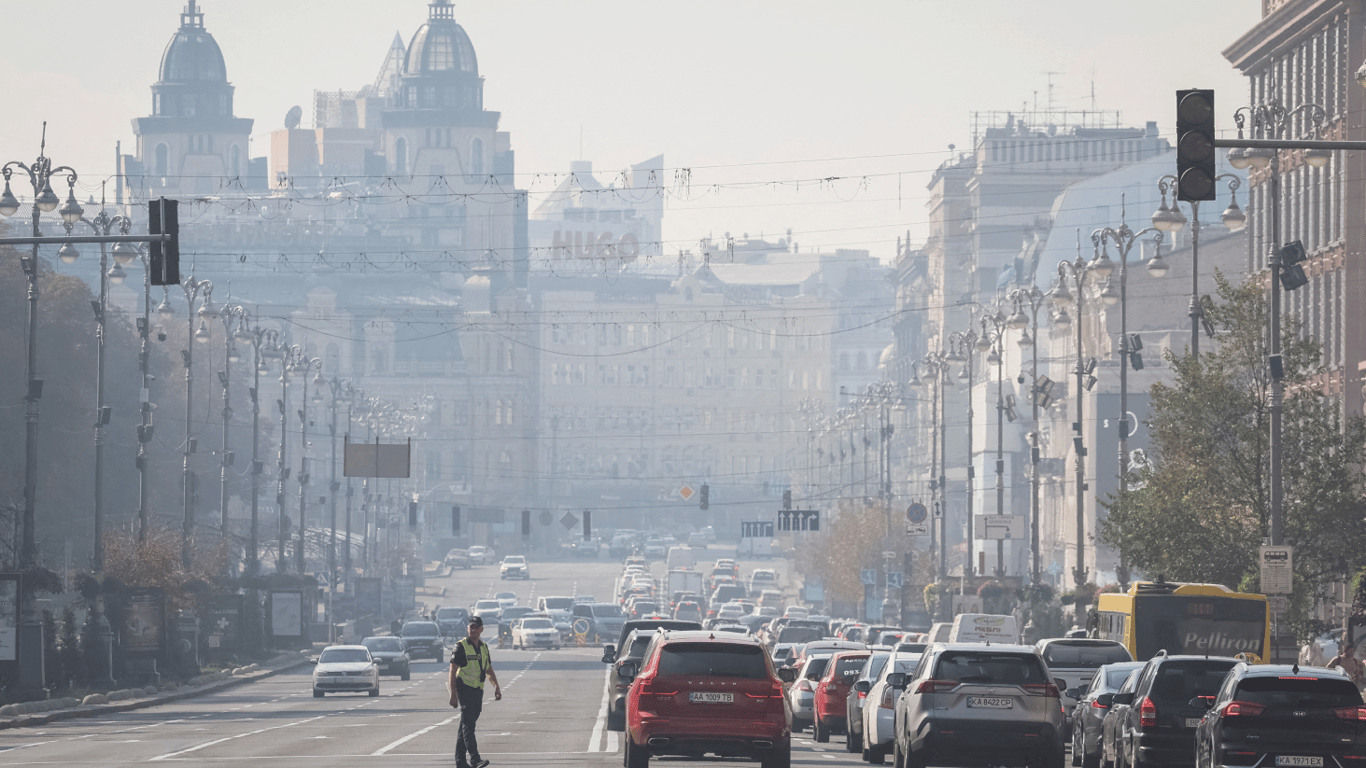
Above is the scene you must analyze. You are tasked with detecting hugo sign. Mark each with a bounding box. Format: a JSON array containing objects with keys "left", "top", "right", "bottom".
[{"left": 551, "top": 230, "right": 641, "bottom": 261}]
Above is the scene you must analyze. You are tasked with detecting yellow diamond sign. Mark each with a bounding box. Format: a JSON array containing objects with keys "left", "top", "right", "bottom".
[{"left": 678, "top": 484, "right": 695, "bottom": 502}]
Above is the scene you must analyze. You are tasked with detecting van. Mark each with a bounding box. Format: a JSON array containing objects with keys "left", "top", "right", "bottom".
[
  {"left": 927, "top": 622, "right": 952, "bottom": 643},
  {"left": 947, "top": 613, "right": 1020, "bottom": 644},
  {"left": 665, "top": 546, "right": 695, "bottom": 571}
]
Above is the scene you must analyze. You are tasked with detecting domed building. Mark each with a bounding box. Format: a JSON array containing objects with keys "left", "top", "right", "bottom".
[{"left": 127, "top": 0, "right": 256, "bottom": 197}]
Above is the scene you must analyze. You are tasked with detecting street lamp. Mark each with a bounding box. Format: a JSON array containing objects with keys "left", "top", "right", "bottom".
[
  {"left": 321, "top": 376, "right": 353, "bottom": 630},
  {"left": 947, "top": 326, "right": 979, "bottom": 580},
  {"left": 276, "top": 343, "right": 303, "bottom": 573},
  {"left": 1008, "top": 285, "right": 1047, "bottom": 584},
  {"left": 163, "top": 275, "right": 215, "bottom": 568},
  {"left": 215, "top": 303, "right": 249, "bottom": 539},
  {"left": 1230, "top": 97, "right": 1328, "bottom": 548},
  {"left": 913, "top": 352, "right": 953, "bottom": 599},
  {"left": 294, "top": 355, "right": 322, "bottom": 574},
  {"left": 978, "top": 307, "right": 1013, "bottom": 578},
  {"left": 1152, "top": 173, "right": 1245, "bottom": 360},
  {"left": 239, "top": 316, "right": 279, "bottom": 577}
]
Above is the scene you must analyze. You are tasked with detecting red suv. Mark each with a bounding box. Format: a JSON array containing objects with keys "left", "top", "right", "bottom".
[
  {"left": 812, "top": 650, "right": 871, "bottom": 742},
  {"left": 621, "top": 629, "right": 794, "bottom": 768}
]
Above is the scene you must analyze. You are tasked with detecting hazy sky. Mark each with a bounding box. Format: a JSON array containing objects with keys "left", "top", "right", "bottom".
[{"left": 0, "top": 1, "right": 1258, "bottom": 261}]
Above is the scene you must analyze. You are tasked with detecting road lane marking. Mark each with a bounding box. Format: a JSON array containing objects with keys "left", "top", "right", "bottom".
[
  {"left": 587, "top": 665, "right": 611, "bottom": 752},
  {"left": 148, "top": 715, "right": 326, "bottom": 761},
  {"left": 370, "top": 714, "right": 458, "bottom": 756}
]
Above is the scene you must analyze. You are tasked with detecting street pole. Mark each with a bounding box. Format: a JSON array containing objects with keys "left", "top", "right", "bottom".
[
  {"left": 1054, "top": 233, "right": 1096, "bottom": 613},
  {"left": 979, "top": 309, "right": 1009, "bottom": 578},
  {"left": 297, "top": 358, "right": 321, "bottom": 575},
  {"left": 174, "top": 276, "right": 215, "bottom": 569},
  {"left": 276, "top": 345, "right": 298, "bottom": 573},
  {"left": 948, "top": 327, "right": 979, "bottom": 585},
  {"left": 1008, "top": 287, "right": 1044, "bottom": 583}
]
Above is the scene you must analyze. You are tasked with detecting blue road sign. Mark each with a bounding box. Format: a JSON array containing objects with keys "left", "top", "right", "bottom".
[
  {"left": 907, "top": 503, "right": 928, "bottom": 523},
  {"left": 860, "top": 568, "right": 877, "bottom": 586},
  {"left": 887, "top": 571, "right": 904, "bottom": 589}
]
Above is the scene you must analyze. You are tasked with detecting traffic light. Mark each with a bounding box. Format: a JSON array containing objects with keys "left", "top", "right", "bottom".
[
  {"left": 148, "top": 197, "right": 180, "bottom": 286},
  {"left": 583, "top": 510, "right": 592, "bottom": 540},
  {"left": 1175, "top": 89, "right": 1216, "bottom": 201},
  {"left": 1278, "top": 240, "right": 1309, "bottom": 291},
  {"left": 782, "top": 489, "right": 792, "bottom": 510},
  {"left": 408, "top": 500, "right": 418, "bottom": 526},
  {"left": 521, "top": 509, "right": 531, "bottom": 538},
  {"left": 699, "top": 484, "right": 709, "bottom": 511},
  {"left": 451, "top": 505, "right": 460, "bottom": 534}
]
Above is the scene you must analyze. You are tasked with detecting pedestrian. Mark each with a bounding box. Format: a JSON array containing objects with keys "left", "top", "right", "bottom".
[
  {"left": 391, "top": 616, "right": 403, "bottom": 635},
  {"left": 449, "top": 615, "right": 501, "bottom": 768},
  {"left": 1326, "top": 641, "right": 1364, "bottom": 690}
]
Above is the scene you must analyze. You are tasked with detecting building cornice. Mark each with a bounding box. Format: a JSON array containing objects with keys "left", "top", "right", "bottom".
[{"left": 1223, "top": 0, "right": 1355, "bottom": 72}]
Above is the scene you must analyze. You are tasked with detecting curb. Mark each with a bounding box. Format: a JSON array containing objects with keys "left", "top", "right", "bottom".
[{"left": 0, "top": 653, "right": 315, "bottom": 730}]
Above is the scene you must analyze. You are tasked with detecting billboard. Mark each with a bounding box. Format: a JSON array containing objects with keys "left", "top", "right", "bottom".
[
  {"left": 0, "top": 574, "right": 17, "bottom": 662},
  {"left": 122, "top": 587, "right": 166, "bottom": 656},
  {"left": 269, "top": 590, "right": 303, "bottom": 637},
  {"left": 204, "top": 594, "right": 244, "bottom": 653},
  {"left": 355, "top": 577, "right": 382, "bottom": 620}
]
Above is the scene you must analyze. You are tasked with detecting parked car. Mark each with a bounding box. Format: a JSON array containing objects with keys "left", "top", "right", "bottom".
[
  {"left": 812, "top": 650, "right": 871, "bottom": 742},
  {"left": 788, "top": 654, "right": 833, "bottom": 731},
  {"left": 360, "top": 635, "right": 411, "bottom": 680},
  {"left": 467, "top": 545, "right": 495, "bottom": 565},
  {"left": 312, "top": 645, "right": 379, "bottom": 697},
  {"left": 1035, "top": 637, "right": 1134, "bottom": 730},
  {"left": 443, "top": 548, "right": 471, "bottom": 569},
  {"left": 1068, "top": 661, "right": 1145, "bottom": 768},
  {"left": 618, "top": 629, "right": 794, "bottom": 768},
  {"left": 398, "top": 621, "right": 444, "bottom": 662},
  {"left": 1193, "top": 662, "right": 1365, "bottom": 768},
  {"left": 500, "top": 555, "right": 530, "bottom": 580},
  {"left": 860, "top": 648, "right": 924, "bottom": 763},
  {"left": 845, "top": 651, "right": 890, "bottom": 753},
  {"left": 891, "top": 643, "right": 1065, "bottom": 768},
  {"left": 510, "top": 615, "right": 560, "bottom": 650},
  {"left": 1106, "top": 652, "right": 1239, "bottom": 768}
]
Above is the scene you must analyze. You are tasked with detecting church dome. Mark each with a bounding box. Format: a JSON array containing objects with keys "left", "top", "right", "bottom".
[
  {"left": 404, "top": 0, "right": 478, "bottom": 77},
  {"left": 158, "top": 1, "right": 227, "bottom": 83}
]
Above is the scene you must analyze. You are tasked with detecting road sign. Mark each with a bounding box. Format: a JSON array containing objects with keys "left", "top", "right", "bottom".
[
  {"left": 559, "top": 512, "right": 579, "bottom": 530},
  {"left": 678, "top": 484, "right": 695, "bottom": 502},
  {"left": 906, "top": 522, "right": 930, "bottom": 536},
  {"left": 778, "top": 509, "right": 820, "bottom": 532},
  {"left": 907, "top": 503, "right": 928, "bottom": 523},
  {"left": 974, "top": 514, "right": 1024, "bottom": 540},
  {"left": 538, "top": 510, "right": 553, "bottom": 526},
  {"left": 860, "top": 568, "right": 877, "bottom": 586},
  {"left": 1267, "top": 595, "right": 1289, "bottom": 614},
  {"left": 740, "top": 521, "right": 774, "bottom": 539},
  {"left": 887, "top": 572, "right": 904, "bottom": 589},
  {"left": 1259, "top": 546, "right": 1293, "bottom": 595}
]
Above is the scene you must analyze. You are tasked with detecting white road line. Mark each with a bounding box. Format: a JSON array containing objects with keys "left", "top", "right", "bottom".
[
  {"left": 369, "top": 714, "right": 459, "bottom": 756},
  {"left": 586, "top": 665, "right": 612, "bottom": 752},
  {"left": 148, "top": 715, "right": 326, "bottom": 761},
  {"left": 606, "top": 730, "right": 619, "bottom": 753}
]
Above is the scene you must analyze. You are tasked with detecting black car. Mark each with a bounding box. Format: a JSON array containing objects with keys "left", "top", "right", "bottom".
[
  {"left": 399, "top": 620, "right": 445, "bottom": 662},
  {"left": 601, "top": 629, "right": 656, "bottom": 731},
  {"left": 610, "top": 618, "right": 703, "bottom": 656},
  {"left": 1108, "top": 653, "right": 1239, "bottom": 768},
  {"left": 1101, "top": 669, "right": 1143, "bottom": 768},
  {"left": 434, "top": 606, "right": 470, "bottom": 639},
  {"left": 845, "top": 651, "right": 890, "bottom": 754},
  {"left": 1070, "top": 661, "right": 1145, "bottom": 768},
  {"left": 361, "top": 635, "right": 411, "bottom": 680},
  {"left": 1194, "top": 663, "right": 1364, "bottom": 768}
]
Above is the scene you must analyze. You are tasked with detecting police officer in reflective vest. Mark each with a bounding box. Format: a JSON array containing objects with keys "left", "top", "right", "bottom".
[{"left": 448, "top": 615, "right": 501, "bottom": 768}]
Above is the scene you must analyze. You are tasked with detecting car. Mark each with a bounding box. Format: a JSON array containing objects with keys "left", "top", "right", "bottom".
[
  {"left": 360, "top": 635, "right": 411, "bottom": 680},
  {"left": 687, "top": 531, "right": 708, "bottom": 547},
  {"left": 467, "top": 545, "right": 496, "bottom": 565},
  {"left": 624, "top": 555, "right": 648, "bottom": 569},
  {"left": 1035, "top": 638, "right": 1134, "bottom": 730},
  {"left": 749, "top": 568, "right": 778, "bottom": 592},
  {"left": 783, "top": 606, "right": 810, "bottom": 619},
  {"left": 610, "top": 618, "right": 704, "bottom": 662},
  {"left": 627, "top": 600, "right": 667, "bottom": 621},
  {"left": 433, "top": 606, "right": 470, "bottom": 639},
  {"left": 892, "top": 642, "right": 1066, "bottom": 768},
  {"left": 398, "top": 621, "right": 444, "bottom": 662},
  {"left": 1069, "top": 661, "right": 1146, "bottom": 768},
  {"left": 788, "top": 654, "right": 834, "bottom": 731},
  {"left": 673, "top": 600, "right": 704, "bottom": 622},
  {"left": 861, "top": 649, "right": 924, "bottom": 763},
  {"left": 500, "top": 555, "right": 530, "bottom": 580},
  {"left": 312, "top": 644, "right": 380, "bottom": 697},
  {"left": 618, "top": 629, "right": 794, "bottom": 768},
  {"left": 498, "top": 606, "right": 538, "bottom": 645},
  {"left": 443, "top": 547, "right": 471, "bottom": 569},
  {"left": 572, "top": 602, "right": 625, "bottom": 643},
  {"left": 1107, "top": 653, "right": 1240, "bottom": 768},
  {"left": 845, "top": 650, "right": 890, "bottom": 753},
  {"left": 643, "top": 542, "right": 666, "bottom": 560},
  {"left": 714, "top": 624, "right": 750, "bottom": 635},
  {"left": 1193, "top": 662, "right": 1365, "bottom": 768},
  {"left": 511, "top": 615, "right": 561, "bottom": 650},
  {"left": 1100, "top": 669, "right": 1144, "bottom": 768},
  {"left": 812, "top": 649, "right": 871, "bottom": 743},
  {"left": 573, "top": 594, "right": 596, "bottom": 604},
  {"left": 602, "top": 629, "right": 658, "bottom": 731},
  {"left": 494, "top": 591, "right": 518, "bottom": 608},
  {"left": 774, "top": 621, "right": 828, "bottom": 647}
]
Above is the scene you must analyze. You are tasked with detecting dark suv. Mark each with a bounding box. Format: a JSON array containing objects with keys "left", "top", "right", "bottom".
[
  {"left": 619, "top": 629, "right": 795, "bottom": 768},
  {"left": 399, "top": 620, "right": 444, "bottom": 662},
  {"left": 601, "top": 629, "right": 655, "bottom": 731},
  {"left": 1194, "top": 663, "right": 1365, "bottom": 768},
  {"left": 1109, "top": 653, "right": 1239, "bottom": 768}
]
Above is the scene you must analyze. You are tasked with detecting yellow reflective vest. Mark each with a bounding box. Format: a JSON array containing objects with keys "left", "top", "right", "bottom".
[{"left": 454, "top": 638, "right": 491, "bottom": 689}]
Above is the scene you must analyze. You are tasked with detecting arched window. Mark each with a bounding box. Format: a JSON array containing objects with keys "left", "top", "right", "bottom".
[
  {"left": 470, "top": 137, "right": 484, "bottom": 176},
  {"left": 324, "top": 342, "right": 340, "bottom": 374},
  {"left": 228, "top": 145, "right": 241, "bottom": 177},
  {"left": 155, "top": 144, "right": 169, "bottom": 177},
  {"left": 494, "top": 399, "right": 503, "bottom": 426},
  {"left": 394, "top": 137, "right": 408, "bottom": 177}
]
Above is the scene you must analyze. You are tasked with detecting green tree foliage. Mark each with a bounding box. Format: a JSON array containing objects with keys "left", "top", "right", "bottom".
[
  {"left": 1100, "top": 272, "right": 1366, "bottom": 607},
  {"left": 59, "top": 604, "right": 81, "bottom": 689}
]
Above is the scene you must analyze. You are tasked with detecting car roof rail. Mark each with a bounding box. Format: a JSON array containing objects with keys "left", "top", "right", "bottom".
[{"left": 1154, "top": 649, "right": 1169, "bottom": 658}]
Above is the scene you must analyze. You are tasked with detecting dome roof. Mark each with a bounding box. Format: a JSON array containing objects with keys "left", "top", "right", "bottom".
[
  {"left": 403, "top": 0, "right": 478, "bottom": 77},
  {"left": 159, "top": 1, "right": 227, "bottom": 83}
]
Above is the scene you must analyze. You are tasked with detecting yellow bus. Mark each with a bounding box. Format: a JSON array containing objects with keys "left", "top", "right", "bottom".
[{"left": 1095, "top": 579, "right": 1270, "bottom": 663}]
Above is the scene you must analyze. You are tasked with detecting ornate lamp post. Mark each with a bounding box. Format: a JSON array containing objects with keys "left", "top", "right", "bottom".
[
  {"left": 295, "top": 355, "right": 322, "bottom": 574},
  {"left": 321, "top": 377, "right": 352, "bottom": 624},
  {"left": 978, "top": 307, "right": 1013, "bottom": 578},
  {"left": 240, "top": 317, "right": 279, "bottom": 576},
  {"left": 946, "top": 327, "right": 979, "bottom": 580},
  {"left": 216, "top": 302, "right": 249, "bottom": 537},
  {"left": 912, "top": 351, "right": 954, "bottom": 592},
  {"left": 275, "top": 343, "right": 303, "bottom": 572},
  {"left": 1007, "top": 286, "right": 1046, "bottom": 583},
  {"left": 159, "top": 275, "right": 216, "bottom": 568}
]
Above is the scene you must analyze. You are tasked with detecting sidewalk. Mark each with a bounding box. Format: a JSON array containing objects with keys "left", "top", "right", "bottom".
[{"left": 0, "top": 649, "right": 316, "bottom": 731}]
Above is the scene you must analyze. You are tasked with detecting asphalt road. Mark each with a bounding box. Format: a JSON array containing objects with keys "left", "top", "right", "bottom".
[{"left": 0, "top": 547, "right": 864, "bottom": 768}]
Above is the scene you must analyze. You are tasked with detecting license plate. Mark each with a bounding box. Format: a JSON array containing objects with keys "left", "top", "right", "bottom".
[
  {"left": 1185, "top": 718, "right": 1202, "bottom": 727},
  {"left": 966, "top": 696, "right": 1014, "bottom": 709},
  {"left": 378, "top": 664, "right": 389, "bottom": 670},
  {"left": 1276, "top": 758, "right": 1323, "bottom": 767},
  {"left": 689, "top": 692, "right": 734, "bottom": 703}
]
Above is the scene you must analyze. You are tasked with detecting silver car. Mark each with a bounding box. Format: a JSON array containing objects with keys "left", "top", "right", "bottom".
[
  {"left": 845, "top": 651, "right": 890, "bottom": 754},
  {"left": 787, "top": 653, "right": 833, "bottom": 731},
  {"left": 892, "top": 643, "right": 1066, "bottom": 768},
  {"left": 860, "top": 650, "right": 922, "bottom": 763}
]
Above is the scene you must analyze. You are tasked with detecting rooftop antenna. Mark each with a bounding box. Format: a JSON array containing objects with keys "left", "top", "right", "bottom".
[
  {"left": 1089, "top": 65, "right": 1098, "bottom": 113},
  {"left": 1043, "top": 71, "right": 1063, "bottom": 113}
]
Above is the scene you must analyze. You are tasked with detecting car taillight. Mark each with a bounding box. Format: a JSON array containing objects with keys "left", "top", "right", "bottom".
[
  {"left": 880, "top": 686, "right": 896, "bottom": 709},
  {"left": 1023, "top": 684, "right": 1061, "bottom": 698},
  {"left": 1221, "top": 700, "right": 1265, "bottom": 718},
  {"left": 797, "top": 680, "right": 812, "bottom": 692},
  {"left": 1139, "top": 696, "right": 1157, "bottom": 727},
  {"left": 857, "top": 690, "right": 867, "bottom": 699},
  {"left": 915, "top": 680, "right": 958, "bottom": 694},
  {"left": 1334, "top": 706, "right": 1366, "bottom": 721},
  {"left": 1091, "top": 699, "right": 1109, "bottom": 709}
]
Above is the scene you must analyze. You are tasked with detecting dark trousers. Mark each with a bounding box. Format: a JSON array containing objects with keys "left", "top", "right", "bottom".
[{"left": 454, "top": 680, "right": 484, "bottom": 766}]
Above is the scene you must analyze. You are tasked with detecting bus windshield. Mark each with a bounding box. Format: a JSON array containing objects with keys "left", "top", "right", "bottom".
[{"left": 1134, "top": 595, "right": 1266, "bottom": 660}]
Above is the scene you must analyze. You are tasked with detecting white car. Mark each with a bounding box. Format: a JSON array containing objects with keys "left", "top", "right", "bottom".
[
  {"left": 511, "top": 616, "right": 561, "bottom": 650},
  {"left": 468, "top": 545, "right": 496, "bottom": 565},
  {"left": 860, "top": 650, "right": 922, "bottom": 762},
  {"left": 312, "top": 645, "right": 379, "bottom": 697},
  {"left": 494, "top": 591, "right": 518, "bottom": 608},
  {"left": 500, "top": 555, "right": 530, "bottom": 580}
]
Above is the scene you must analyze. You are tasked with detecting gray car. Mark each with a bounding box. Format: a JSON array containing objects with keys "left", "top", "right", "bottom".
[
  {"left": 1069, "top": 662, "right": 1144, "bottom": 768},
  {"left": 892, "top": 643, "right": 1066, "bottom": 768},
  {"left": 845, "top": 651, "right": 889, "bottom": 753}
]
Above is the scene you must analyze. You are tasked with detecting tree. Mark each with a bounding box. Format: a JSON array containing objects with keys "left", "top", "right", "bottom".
[{"left": 1100, "top": 272, "right": 1366, "bottom": 620}]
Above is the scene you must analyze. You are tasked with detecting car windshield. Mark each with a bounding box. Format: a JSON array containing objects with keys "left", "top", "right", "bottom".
[
  {"left": 804, "top": 657, "right": 831, "bottom": 679},
  {"left": 833, "top": 654, "right": 871, "bottom": 679},
  {"left": 401, "top": 622, "right": 438, "bottom": 636},
  {"left": 1233, "top": 676, "right": 1362, "bottom": 709},
  {"left": 1105, "top": 666, "right": 1142, "bottom": 688},
  {"left": 436, "top": 608, "right": 468, "bottom": 620},
  {"left": 495, "top": 592, "right": 516, "bottom": 600},
  {"left": 475, "top": 600, "right": 501, "bottom": 610},
  {"left": 593, "top": 605, "right": 623, "bottom": 618},
  {"left": 362, "top": 638, "right": 403, "bottom": 652},
  {"left": 933, "top": 651, "right": 1047, "bottom": 686},
  {"left": 521, "top": 618, "right": 553, "bottom": 630},
  {"left": 1147, "top": 661, "right": 1237, "bottom": 703},
  {"left": 658, "top": 642, "right": 769, "bottom": 679},
  {"left": 1042, "top": 642, "right": 1133, "bottom": 668},
  {"left": 320, "top": 649, "right": 370, "bottom": 664},
  {"left": 542, "top": 598, "right": 573, "bottom": 610},
  {"left": 863, "top": 653, "right": 890, "bottom": 680},
  {"left": 504, "top": 557, "right": 525, "bottom": 564}
]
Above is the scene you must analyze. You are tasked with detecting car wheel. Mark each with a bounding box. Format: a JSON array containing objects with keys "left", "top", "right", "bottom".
[
  {"left": 1072, "top": 726, "right": 1084, "bottom": 767},
  {"left": 760, "top": 745, "right": 791, "bottom": 768},
  {"left": 848, "top": 726, "right": 862, "bottom": 753},
  {"left": 814, "top": 715, "right": 829, "bottom": 743},
  {"left": 892, "top": 739, "right": 905, "bottom": 768},
  {"left": 608, "top": 706, "right": 625, "bottom": 731},
  {"left": 625, "top": 734, "right": 650, "bottom": 768},
  {"left": 1080, "top": 736, "right": 1100, "bottom": 768},
  {"left": 369, "top": 687, "right": 380, "bottom": 698},
  {"left": 865, "top": 743, "right": 886, "bottom": 765},
  {"left": 313, "top": 688, "right": 324, "bottom": 698},
  {"left": 401, "top": 670, "right": 410, "bottom": 681}
]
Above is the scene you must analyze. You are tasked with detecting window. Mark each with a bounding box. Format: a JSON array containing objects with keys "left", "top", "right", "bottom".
[
  {"left": 657, "top": 643, "right": 769, "bottom": 679},
  {"left": 155, "top": 144, "right": 169, "bottom": 177},
  {"left": 495, "top": 400, "right": 504, "bottom": 426},
  {"left": 324, "top": 343, "right": 340, "bottom": 374},
  {"left": 229, "top": 145, "right": 240, "bottom": 177},
  {"left": 394, "top": 137, "right": 408, "bottom": 177},
  {"left": 470, "top": 137, "right": 483, "bottom": 175}
]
